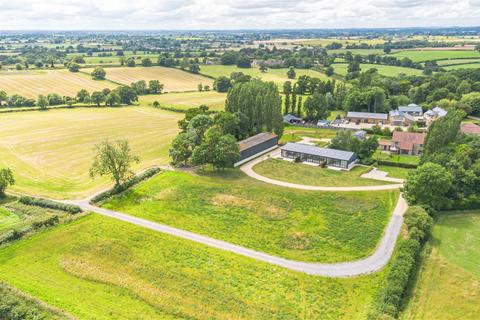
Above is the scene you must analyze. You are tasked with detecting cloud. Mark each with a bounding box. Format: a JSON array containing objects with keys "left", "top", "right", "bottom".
[{"left": 0, "top": 0, "right": 478, "bottom": 29}]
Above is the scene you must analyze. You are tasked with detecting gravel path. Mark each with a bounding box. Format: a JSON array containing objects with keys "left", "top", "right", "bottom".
[
  {"left": 65, "top": 194, "right": 407, "bottom": 277},
  {"left": 56, "top": 157, "right": 408, "bottom": 277}
]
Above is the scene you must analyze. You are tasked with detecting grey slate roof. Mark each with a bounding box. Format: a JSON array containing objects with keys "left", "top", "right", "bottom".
[
  {"left": 398, "top": 104, "right": 422, "bottom": 113},
  {"left": 238, "top": 132, "right": 278, "bottom": 151},
  {"left": 281, "top": 143, "right": 357, "bottom": 161},
  {"left": 283, "top": 114, "right": 302, "bottom": 122},
  {"left": 346, "top": 111, "right": 388, "bottom": 120}
]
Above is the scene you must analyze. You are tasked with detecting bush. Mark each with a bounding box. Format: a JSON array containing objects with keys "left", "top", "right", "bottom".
[
  {"left": 19, "top": 196, "right": 82, "bottom": 214},
  {"left": 376, "top": 160, "right": 418, "bottom": 168},
  {"left": 91, "top": 167, "right": 161, "bottom": 203},
  {"left": 370, "top": 206, "right": 431, "bottom": 318}
]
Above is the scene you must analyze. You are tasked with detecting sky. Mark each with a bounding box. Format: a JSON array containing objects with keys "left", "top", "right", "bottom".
[{"left": 0, "top": 0, "right": 479, "bottom": 30}]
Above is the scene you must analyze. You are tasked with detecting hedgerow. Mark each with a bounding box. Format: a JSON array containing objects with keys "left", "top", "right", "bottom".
[
  {"left": 368, "top": 206, "right": 432, "bottom": 319},
  {"left": 19, "top": 196, "right": 82, "bottom": 214},
  {"left": 0, "top": 216, "right": 60, "bottom": 246},
  {"left": 91, "top": 167, "right": 161, "bottom": 203}
]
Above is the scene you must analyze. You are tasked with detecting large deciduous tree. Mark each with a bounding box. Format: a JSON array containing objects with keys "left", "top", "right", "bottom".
[
  {"left": 89, "top": 140, "right": 140, "bottom": 187},
  {"left": 0, "top": 168, "right": 14, "bottom": 196}
]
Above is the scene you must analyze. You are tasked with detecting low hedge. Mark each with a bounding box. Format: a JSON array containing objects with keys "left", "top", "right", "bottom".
[
  {"left": 376, "top": 160, "right": 418, "bottom": 169},
  {"left": 91, "top": 167, "right": 161, "bottom": 204},
  {"left": 369, "top": 206, "right": 432, "bottom": 319},
  {"left": 0, "top": 215, "right": 60, "bottom": 246},
  {"left": 19, "top": 196, "right": 82, "bottom": 214}
]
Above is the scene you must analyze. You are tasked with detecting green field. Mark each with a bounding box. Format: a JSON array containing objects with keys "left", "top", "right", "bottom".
[
  {"left": 83, "top": 66, "right": 214, "bottom": 92},
  {"left": 0, "top": 213, "right": 385, "bottom": 319},
  {"left": 443, "top": 62, "right": 480, "bottom": 70},
  {"left": 199, "top": 65, "right": 329, "bottom": 87},
  {"left": 0, "top": 107, "right": 181, "bottom": 199},
  {"left": 376, "top": 165, "right": 412, "bottom": 179},
  {"left": 0, "top": 69, "right": 116, "bottom": 98},
  {"left": 436, "top": 58, "right": 480, "bottom": 66},
  {"left": 139, "top": 91, "right": 227, "bottom": 111},
  {"left": 253, "top": 158, "right": 395, "bottom": 187},
  {"left": 331, "top": 63, "right": 423, "bottom": 77},
  {"left": 103, "top": 170, "right": 398, "bottom": 262},
  {"left": 391, "top": 50, "right": 480, "bottom": 62},
  {"left": 403, "top": 212, "right": 480, "bottom": 319},
  {"left": 328, "top": 49, "right": 386, "bottom": 55}
]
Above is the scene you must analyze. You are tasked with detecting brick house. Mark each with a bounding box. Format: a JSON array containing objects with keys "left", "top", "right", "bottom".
[{"left": 379, "top": 131, "right": 426, "bottom": 155}]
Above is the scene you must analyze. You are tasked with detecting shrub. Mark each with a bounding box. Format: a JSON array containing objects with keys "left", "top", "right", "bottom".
[
  {"left": 370, "top": 206, "right": 431, "bottom": 318},
  {"left": 91, "top": 167, "right": 161, "bottom": 203},
  {"left": 19, "top": 196, "right": 82, "bottom": 214}
]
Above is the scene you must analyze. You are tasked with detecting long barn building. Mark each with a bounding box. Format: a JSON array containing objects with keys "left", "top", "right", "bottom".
[{"left": 234, "top": 132, "right": 278, "bottom": 167}]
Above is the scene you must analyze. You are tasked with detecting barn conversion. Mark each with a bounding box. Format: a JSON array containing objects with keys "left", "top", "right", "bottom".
[
  {"left": 346, "top": 111, "right": 388, "bottom": 124},
  {"left": 234, "top": 132, "right": 278, "bottom": 166},
  {"left": 281, "top": 143, "right": 358, "bottom": 170}
]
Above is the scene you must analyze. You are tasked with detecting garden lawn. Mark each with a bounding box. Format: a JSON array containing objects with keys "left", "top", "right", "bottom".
[
  {"left": 331, "top": 63, "right": 422, "bottom": 77},
  {"left": 0, "top": 69, "right": 116, "bottom": 98},
  {"left": 103, "top": 170, "right": 399, "bottom": 262},
  {"left": 373, "top": 151, "right": 420, "bottom": 166},
  {"left": 253, "top": 158, "right": 396, "bottom": 187},
  {"left": 280, "top": 127, "right": 338, "bottom": 143},
  {"left": 139, "top": 91, "right": 226, "bottom": 111},
  {"left": 0, "top": 214, "right": 384, "bottom": 319},
  {"left": 376, "top": 165, "right": 413, "bottom": 179},
  {"left": 84, "top": 66, "right": 214, "bottom": 92},
  {"left": 199, "top": 65, "right": 329, "bottom": 87},
  {"left": 402, "top": 212, "right": 480, "bottom": 320},
  {"left": 0, "top": 107, "right": 181, "bottom": 199}
]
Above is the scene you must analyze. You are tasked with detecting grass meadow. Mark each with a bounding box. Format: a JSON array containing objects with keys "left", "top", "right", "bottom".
[
  {"left": 402, "top": 212, "right": 480, "bottom": 319},
  {"left": 0, "top": 107, "right": 181, "bottom": 199},
  {"left": 253, "top": 158, "right": 396, "bottom": 187},
  {"left": 84, "top": 66, "right": 214, "bottom": 92},
  {"left": 391, "top": 50, "right": 480, "bottom": 62},
  {"left": 331, "top": 63, "right": 423, "bottom": 77},
  {"left": 0, "top": 213, "right": 385, "bottom": 319},
  {"left": 443, "top": 62, "right": 480, "bottom": 70},
  {"left": 373, "top": 151, "right": 420, "bottom": 166},
  {"left": 376, "top": 165, "right": 412, "bottom": 179},
  {"left": 199, "top": 65, "right": 330, "bottom": 87},
  {"left": 103, "top": 170, "right": 399, "bottom": 262},
  {"left": 0, "top": 69, "right": 116, "bottom": 98},
  {"left": 139, "top": 91, "right": 227, "bottom": 111}
]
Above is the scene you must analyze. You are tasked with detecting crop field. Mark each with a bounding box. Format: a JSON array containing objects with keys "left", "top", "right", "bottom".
[
  {"left": 0, "top": 70, "right": 116, "bottom": 98},
  {"left": 0, "top": 107, "right": 181, "bottom": 199},
  {"left": 0, "top": 214, "right": 385, "bottom": 319},
  {"left": 331, "top": 63, "right": 423, "bottom": 77},
  {"left": 403, "top": 212, "right": 480, "bottom": 319},
  {"left": 103, "top": 170, "right": 399, "bottom": 262},
  {"left": 199, "top": 65, "right": 329, "bottom": 86},
  {"left": 391, "top": 50, "right": 480, "bottom": 62},
  {"left": 253, "top": 159, "right": 396, "bottom": 187},
  {"left": 83, "top": 66, "right": 214, "bottom": 92},
  {"left": 139, "top": 91, "right": 227, "bottom": 111}
]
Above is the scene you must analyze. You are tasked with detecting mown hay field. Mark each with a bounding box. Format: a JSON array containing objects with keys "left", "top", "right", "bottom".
[
  {"left": 84, "top": 66, "right": 214, "bottom": 92},
  {"left": 0, "top": 213, "right": 385, "bottom": 319},
  {"left": 139, "top": 91, "right": 227, "bottom": 111},
  {"left": 0, "top": 107, "right": 181, "bottom": 199},
  {"left": 0, "top": 70, "right": 116, "bottom": 98},
  {"left": 104, "top": 170, "right": 399, "bottom": 262},
  {"left": 199, "top": 65, "right": 330, "bottom": 87},
  {"left": 443, "top": 62, "right": 480, "bottom": 70}
]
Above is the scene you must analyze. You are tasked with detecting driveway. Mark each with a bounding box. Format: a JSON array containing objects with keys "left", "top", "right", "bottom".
[{"left": 240, "top": 149, "right": 403, "bottom": 191}]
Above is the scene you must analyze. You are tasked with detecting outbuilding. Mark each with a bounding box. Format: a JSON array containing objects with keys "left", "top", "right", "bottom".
[
  {"left": 346, "top": 111, "right": 388, "bottom": 124},
  {"left": 234, "top": 132, "right": 278, "bottom": 167},
  {"left": 281, "top": 142, "right": 358, "bottom": 170}
]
